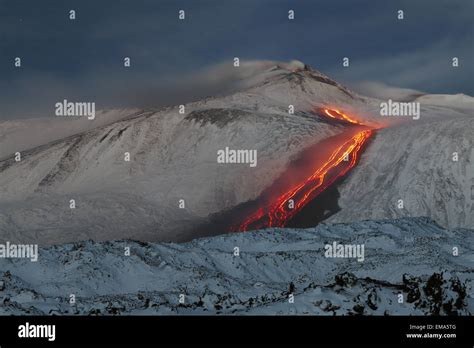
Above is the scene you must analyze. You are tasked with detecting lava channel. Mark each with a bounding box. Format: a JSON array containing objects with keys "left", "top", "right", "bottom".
[
  {"left": 320, "top": 108, "right": 362, "bottom": 125},
  {"left": 231, "top": 109, "right": 373, "bottom": 232}
]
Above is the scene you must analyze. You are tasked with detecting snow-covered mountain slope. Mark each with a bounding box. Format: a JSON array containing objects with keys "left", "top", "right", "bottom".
[
  {"left": 330, "top": 113, "right": 474, "bottom": 229},
  {"left": 0, "top": 60, "right": 472, "bottom": 243},
  {"left": 0, "top": 108, "right": 143, "bottom": 159},
  {"left": 0, "top": 109, "right": 341, "bottom": 243},
  {"left": 0, "top": 63, "right": 370, "bottom": 244},
  {"left": 0, "top": 192, "right": 203, "bottom": 244},
  {"left": 0, "top": 217, "right": 471, "bottom": 315},
  {"left": 217, "top": 61, "right": 385, "bottom": 127},
  {"left": 415, "top": 93, "right": 474, "bottom": 110},
  {"left": 0, "top": 60, "right": 374, "bottom": 160}
]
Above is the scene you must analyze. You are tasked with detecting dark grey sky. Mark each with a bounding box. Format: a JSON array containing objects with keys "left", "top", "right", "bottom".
[{"left": 0, "top": 0, "right": 472, "bottom": 119}]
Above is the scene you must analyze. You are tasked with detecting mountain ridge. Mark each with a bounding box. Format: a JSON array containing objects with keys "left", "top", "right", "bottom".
[{"left": 0, "top": 217, "right": 471, "bottom": 315}]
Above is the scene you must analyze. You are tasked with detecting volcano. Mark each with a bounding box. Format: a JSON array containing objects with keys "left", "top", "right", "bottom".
[{"left": 0, "top": 60, "right": 472, "bottom": 245}]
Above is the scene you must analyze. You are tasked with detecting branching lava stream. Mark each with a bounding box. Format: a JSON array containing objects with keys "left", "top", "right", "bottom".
[{"left": 231, "top": 108, "right": 374, "bottom": 232}]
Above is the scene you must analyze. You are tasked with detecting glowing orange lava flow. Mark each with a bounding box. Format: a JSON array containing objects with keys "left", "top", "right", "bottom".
[
  {"left": 232, "top": 108, "right": 373, "bottom": 232},
  {"left": 233, "top": 129, "right": 372, "bottom": 231},
  {"left": 323, "top": 108, "right": 361, "bottom": 125}
]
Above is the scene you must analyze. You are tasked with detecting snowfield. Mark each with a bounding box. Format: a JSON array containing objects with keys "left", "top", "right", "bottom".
[
  {"left": 0, "top": 217, "right": 471, "bottom": 315},
  {"left": 330, "top": 107, "right": 473, "bottom": 229},
  {"left": 0, "top": 108, "right": 142, "bottom": 159}
]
